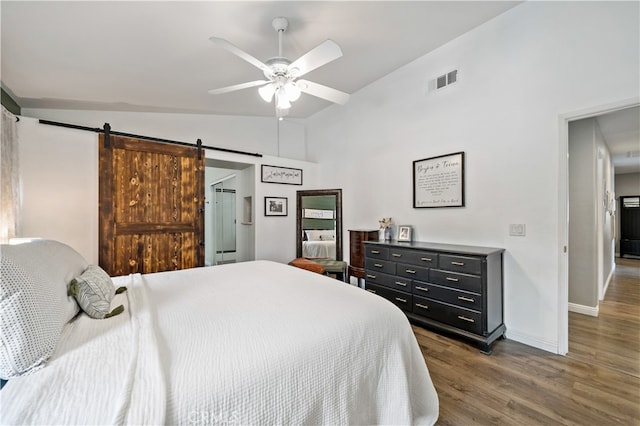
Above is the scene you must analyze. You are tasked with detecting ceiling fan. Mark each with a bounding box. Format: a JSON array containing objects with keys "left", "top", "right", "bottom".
[{"left": 208, "top": 17, "right": 350, "bottom": 117}]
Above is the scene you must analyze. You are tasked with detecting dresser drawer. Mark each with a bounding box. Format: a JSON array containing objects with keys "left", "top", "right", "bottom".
[
  {"left": 397, "top": 262, "right": 429, "bottom": 282},
  {"left": 365, "top": 283, "right": 413, "bottom": 312},
  {"left": 388, "top": 249, "right": 438, "bottom": 268},
  {"left": 365, "top": 258, "right": 396, "bottom": 275},
  {"left": 413, "top": 281, "right": 482, "bottom": 311},
  {"left": 413, "top": 296, "right": 482, "bottom": 335},
  {"left": 439, "top": 254, "right": 482, "bottom": 275},
  {"left": 430, "top": 269, "right": 482, "bottom": 293},
  {"left": 365, "top": 246, "right": 389, "bottom": 260},
  {"left": 364, "top": 271, "right": 411, "bottom": 292}
]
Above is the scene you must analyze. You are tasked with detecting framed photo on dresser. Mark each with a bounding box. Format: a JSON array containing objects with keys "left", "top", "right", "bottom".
[{"left": 397, "top": 225, "right": 413, "bottom": 242}]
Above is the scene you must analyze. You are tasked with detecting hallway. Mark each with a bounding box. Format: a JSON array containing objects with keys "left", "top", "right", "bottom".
[{"left": 568, "top": 257, "right": 640, "bottom": 377}]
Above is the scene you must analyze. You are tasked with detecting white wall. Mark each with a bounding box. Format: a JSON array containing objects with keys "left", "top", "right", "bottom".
[
  {"left": 17, "top": 117, "right": 98, "bottom": 263},
  {"left": 16, "top": 114, "right": 320, "bottom": 265},
  {"left": 306, "top": 1, "right": 639, "bottom": 353}
]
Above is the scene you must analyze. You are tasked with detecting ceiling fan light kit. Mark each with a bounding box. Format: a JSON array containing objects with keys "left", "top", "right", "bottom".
[{"left": 208, "top": 17, "right": 350, "bottom": 117}]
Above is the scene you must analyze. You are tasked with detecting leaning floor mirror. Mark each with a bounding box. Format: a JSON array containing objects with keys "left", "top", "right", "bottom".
[{"left": 296, "top": 189, "right": 343, "bottom": 261}]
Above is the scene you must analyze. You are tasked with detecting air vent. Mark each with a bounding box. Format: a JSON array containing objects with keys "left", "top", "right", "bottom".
[
  {"left": 627, "top": 150, "right": 640, "bottom": 158},
  {"left": 434, "top": 69, "right": 459, "bottom": 90},
  {"left": 447, "top": 70, "right": 458, "bottom": 84}
]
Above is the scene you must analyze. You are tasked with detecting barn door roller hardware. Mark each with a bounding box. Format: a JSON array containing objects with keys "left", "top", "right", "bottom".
[{"left": 103, "top": 123, "right": 111, "bottom": 148}]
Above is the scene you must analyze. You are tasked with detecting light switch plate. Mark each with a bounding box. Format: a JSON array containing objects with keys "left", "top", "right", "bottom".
[{"left": 509, "top": 224, "right": 526, "bottom": 236}]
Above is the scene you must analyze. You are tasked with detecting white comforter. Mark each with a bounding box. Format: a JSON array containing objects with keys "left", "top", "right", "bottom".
[{"left": 1, "top": 260, "right": 438, "bottom": 425}]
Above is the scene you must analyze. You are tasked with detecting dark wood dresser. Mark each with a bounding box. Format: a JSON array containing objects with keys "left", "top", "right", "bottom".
[
  {"left": 363, "top": 240, "right": 505, "bottom": 353},
  {"left": 348, "top": 229, "right": 380, "bottom": 287}
]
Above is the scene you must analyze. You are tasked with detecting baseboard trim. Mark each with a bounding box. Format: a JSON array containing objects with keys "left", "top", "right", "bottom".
[
  {"left": 568, "top": 302, "right": 599, "bottom": 317},
  {"left": 505, "top": 329, "right": 559, "bottom": 354},
  {"left": 602, "top": 264, "right": 615, "bottom": 300}
]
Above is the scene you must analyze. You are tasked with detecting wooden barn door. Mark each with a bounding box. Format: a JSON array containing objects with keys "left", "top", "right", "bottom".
[{"left": 99, "top": 135, "right": 204, "bottom": 276}]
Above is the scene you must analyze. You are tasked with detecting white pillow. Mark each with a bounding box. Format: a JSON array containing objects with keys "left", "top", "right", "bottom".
[
  {"left": 0, "top": 240, "right": 88, "bottom": 379},
  {"left": 305, "top": 230, "right": 335, "bottom": 241}
]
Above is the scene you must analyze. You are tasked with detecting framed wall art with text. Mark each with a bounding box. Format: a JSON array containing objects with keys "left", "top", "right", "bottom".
[{"left": 413, "top": 152, "right": 465, "bottom": 208}]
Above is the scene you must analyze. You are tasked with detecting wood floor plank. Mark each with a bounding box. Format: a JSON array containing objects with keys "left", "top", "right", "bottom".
[{"left": 413, "top": 257, "right": 640, "bottom": 425}]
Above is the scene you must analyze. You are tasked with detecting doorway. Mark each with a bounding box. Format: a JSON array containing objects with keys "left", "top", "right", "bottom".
[
  {"left": 204, "top": 158, "right": 256, "bottom": 265},
  {"left": 559, "top": 98, "right": 639, "bottom": 355},
  {"left": 210, "top": 176, "right": 237, "bottom": 265}
]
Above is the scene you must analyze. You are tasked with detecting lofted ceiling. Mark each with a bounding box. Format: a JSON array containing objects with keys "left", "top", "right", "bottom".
[
  {"left": 1, "top": 1, "right": 637, "bottom": 173},
  {"left": 1, "top": 1, "right": 521, "bottom": 118}
]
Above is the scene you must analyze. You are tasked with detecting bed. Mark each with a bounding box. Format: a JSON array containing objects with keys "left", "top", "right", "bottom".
[
  {"left": 302, "top": 229, "right": 336, "bottom": 259},
  {"left": 0, "top": 240, "right": 439, "bottom": 425}
]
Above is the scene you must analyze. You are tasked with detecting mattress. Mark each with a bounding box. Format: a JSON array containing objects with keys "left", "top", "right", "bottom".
[{"left": 1, "top": 260, "right": 438, "bottom": 425}]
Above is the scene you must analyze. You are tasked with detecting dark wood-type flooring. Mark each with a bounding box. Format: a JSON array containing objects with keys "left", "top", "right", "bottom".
[{"left": 412, "top": 257, "right": 640, "bottom": 425}]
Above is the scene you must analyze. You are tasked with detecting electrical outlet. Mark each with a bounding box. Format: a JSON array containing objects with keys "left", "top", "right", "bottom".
[{"left": 509, "top": 224, "right": 526, "bottom": 236}]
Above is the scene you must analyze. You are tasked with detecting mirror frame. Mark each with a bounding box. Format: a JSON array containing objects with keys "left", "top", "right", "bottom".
[{"left": 296, "top": 189, "right": 343, "bottom": 260}]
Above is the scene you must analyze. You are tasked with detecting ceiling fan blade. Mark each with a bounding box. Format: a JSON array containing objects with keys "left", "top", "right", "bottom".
[
  {"left": 287, "top": 39, "right": 343, "bottom": 78},
  {"left": 296, "top": 79, "right": 350, "bottom": 105},
  {"left": 209, "top": 37, "right": 269, "bottom": 72},
  {"left": 208, "top": 80, "right": 268, "bottom": 95}
]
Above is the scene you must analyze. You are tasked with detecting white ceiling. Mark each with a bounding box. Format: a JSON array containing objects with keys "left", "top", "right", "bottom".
[
  {"left": 1, "top": 1, "right": 521, "bottom": 117},
  {"left": 1, "top": 1, "right": 638, "bottom": 174}
]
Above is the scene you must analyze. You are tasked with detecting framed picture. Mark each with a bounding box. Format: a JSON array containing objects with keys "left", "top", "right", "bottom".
[
  {"left": 264, "top": 197, "right": 288, "bottom": 216},
  {"left": 397, "top": 225, "right": 413, "bottom": 242},
  {"left": 413, "top": 151, "right": 465, "bottom": 208},
  {"left": 261, "top": 164, "right": 303, "bottom": 185}
]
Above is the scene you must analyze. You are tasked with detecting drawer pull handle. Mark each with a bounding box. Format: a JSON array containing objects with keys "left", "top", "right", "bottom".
[
  {"left": 416, "top": 303, "right": 429, "bottom": 310},
  {"left": 374, "top": 263, "right": 383, "bottom": 268},
  {"left": 415, "top": 286, "right": 429, "bottom": 292},
  {"left": 366, "top": 274, "right": 377, "bottom": 279},
  {"left": 394, "top": 281, "right": 407, "bottom": 287},
  {"left": 405, "top": 269, "right": 416, "bottom": 274},
  {"left": 395, "top": 297, "right": 407, "bottom": 303},
  {"left": 421, "top": 257, "right": 432, "bottom": 262},
  {"left": 366, "top": 289, "right": 377, "bottom": 294},
  {"left": 451, "top": 261, "right": 465, "bottom": 266},
  {"left": 458, "top": 296, "right": 475, "bottom": 302},
  {"left": 446, "top": 277, "right": 459, "bottom": 282},
  {"left": 458, "top": 315, "right": 475, "bottom": 323},
  {"left": 392, "top": 253, "right": 402, "bottom": 257},
  {"left": 371, "top": 250, "right": 380, "bottom": 254}
]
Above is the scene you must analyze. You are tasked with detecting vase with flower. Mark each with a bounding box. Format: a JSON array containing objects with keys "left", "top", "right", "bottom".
[{"left": 379, "top": 217, "right": 393, "bottom": 241}]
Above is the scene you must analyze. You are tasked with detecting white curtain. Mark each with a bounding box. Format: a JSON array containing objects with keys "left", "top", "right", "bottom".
[{"left": 0, "top": 106, "right": 20, "bottom": 244}]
